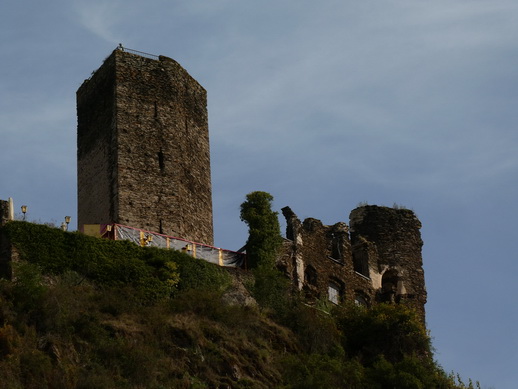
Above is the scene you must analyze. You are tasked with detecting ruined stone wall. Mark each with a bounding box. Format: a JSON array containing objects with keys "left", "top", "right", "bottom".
[
  {"left": 0, "top": 200, "right": 9, "bottom": 226},
  {"left": 77, "top": 49, "right": 214, "bottom": 245},
  {"left": 280, "top": 205, "right": 426, "bottom": 320},
  {"left": 350, "top": 205, "right": 427, "bottom": 319},
  {"left": 0, "top": 199, "right": 18, "bottom": 279},
  {"left": 1, "top": 201, "right": 10, "bottom": 277},
  {"left": 281, "top": 207, "right": 375, "bottom": 306}
]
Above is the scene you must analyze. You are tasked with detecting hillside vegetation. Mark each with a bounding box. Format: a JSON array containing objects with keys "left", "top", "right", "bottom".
[{"left": 0, "top": 221, "right": 478, "bottom": 388}]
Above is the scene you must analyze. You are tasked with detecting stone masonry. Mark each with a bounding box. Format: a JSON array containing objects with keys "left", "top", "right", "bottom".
[
  {"left": 77, "top": 48, "right": 214, "bottom": 245},
  {"left": 280, "top": 205, "right": 427, "bottom": 320},
  {"left": 0, "top": 200, "right": 10, "bottom": 227},
  {"left": 0, "top": 199, "right": 19, "bottom": 279}
]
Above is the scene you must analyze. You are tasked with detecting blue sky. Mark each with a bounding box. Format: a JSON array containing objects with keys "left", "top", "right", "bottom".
[{"left": 2, "top": 1, "right": 518, "bottom": 387}]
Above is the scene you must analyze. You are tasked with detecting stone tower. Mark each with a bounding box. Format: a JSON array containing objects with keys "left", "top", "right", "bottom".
[
  {"left": 349, "top": 205, "right": 427, "bottom": 319},
  {"left": 77, "top": 48, "right": 214, "bottom": 245}
]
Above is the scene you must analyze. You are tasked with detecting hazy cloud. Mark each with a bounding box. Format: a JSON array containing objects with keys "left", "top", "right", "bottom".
[{"left": 73, "top": 0, "right": 127, "bottom": 43}]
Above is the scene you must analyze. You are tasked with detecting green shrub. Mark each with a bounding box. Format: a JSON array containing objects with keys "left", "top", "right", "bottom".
[
  {"left": 240, "top": 191, "right": 283, "bottom": 269},
  {"left": 250, "top": 264, "right": 291, "bottom": 313},
  {"left": 3, "top": 221, "right": 231, "bottom": 302},
  {"left": 163, "top": 247, "right": 231, "bottom": 292},
  {"left": 280, "top": 353, "right": 365, "bottom": 389},
  {"left": 10, "top": 262, "right": 47, "bottom": 324},
  {"left": 19, "top": 349, "right": 53, "bottom": 388},
  {"left": 337, "top": 303, "right": 431, "bottom": 365}
]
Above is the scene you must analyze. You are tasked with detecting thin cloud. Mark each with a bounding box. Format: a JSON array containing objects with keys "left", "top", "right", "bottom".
[{"left": 72, "top": 0, "right": 125, "bottom": 43}]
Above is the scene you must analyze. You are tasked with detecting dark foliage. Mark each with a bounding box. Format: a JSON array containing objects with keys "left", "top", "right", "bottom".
[
  {"left": 3, "top": 221, "right": 230, "bottom": 301},
  {"left": 0, "top": 221, "right": 477, "bottom": 388}
]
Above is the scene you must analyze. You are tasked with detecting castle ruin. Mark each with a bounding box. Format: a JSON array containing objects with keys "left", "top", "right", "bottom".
[
  {"left": 2, "top": 47, "right": 427, "bottom": 318},
  {"left": 280, "top": 205, "right": 427, "bottom": 319},
  {"left": 77, "top": 47, "right": 427, "bottom": 316}
]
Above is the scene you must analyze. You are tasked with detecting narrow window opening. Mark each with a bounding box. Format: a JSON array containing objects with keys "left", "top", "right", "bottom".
[
  {"left": 330, "top": 232, "right": 343, "bottom": 261},
  {"left": 158, "top": 150, "right": 165, "bottom": 172},
  {"left": 352, "top": 249, "right": 370, "bottom": 278},
  {"left": 304, "top": 265, "right": 318, "bottom": 287},
  {"left": 381, "top": 269, "right": 399, "bottom": 303},
  {"left": 154, "top": 101, "right": 158, "bottom": 118},
  {"left": 159, "top": 219, "right": 163, "bottom": 234}
]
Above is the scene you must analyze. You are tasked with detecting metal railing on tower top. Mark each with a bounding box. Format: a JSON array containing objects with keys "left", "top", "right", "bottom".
[{"left": 116, "top": 44, "right": 160, "bottom": 60}]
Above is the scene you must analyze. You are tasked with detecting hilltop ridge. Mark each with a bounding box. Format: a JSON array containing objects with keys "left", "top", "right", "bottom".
[{"left": 0, "top": 221, "right": 477, "bottom": 388}]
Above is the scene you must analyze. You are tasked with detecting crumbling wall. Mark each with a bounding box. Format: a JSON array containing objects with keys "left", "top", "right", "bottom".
[
  {"left": 0, "top": 200, "right": 10, "bottom": 278},
  {"left": 0, "top": 200, "right": 10, "bottom": 226},
  {"left": 280, "top": 205, "right": 426, "bottom": 320},
  {"left": 0, "top": 199, "right": 19, "bottom": 279},
  {"left": 349, "top": 205, "right": 427, "bottom": 320},
  {"left": 77, "top": 49, "right": 214, "bottom": 245},
  {"left": 281, "top": 207, "right": 374, "bottom": 306}
]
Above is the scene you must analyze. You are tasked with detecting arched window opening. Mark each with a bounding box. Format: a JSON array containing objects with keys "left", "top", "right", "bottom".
[
  {"left": 354, "top": 292, "right": 369, "bottom": 307},
  {"left": 328, "top": 278, "right": 344, "bottom": 305}
]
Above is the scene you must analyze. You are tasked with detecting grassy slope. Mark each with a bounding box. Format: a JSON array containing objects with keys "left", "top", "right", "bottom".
[{"left": 0, "top": 222, "right": 476, "bottom": 388}]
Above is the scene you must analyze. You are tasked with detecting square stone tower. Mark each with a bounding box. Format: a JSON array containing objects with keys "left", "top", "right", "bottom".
[{"left": 77, "top": 48, "right": 214, "bottom": 245}]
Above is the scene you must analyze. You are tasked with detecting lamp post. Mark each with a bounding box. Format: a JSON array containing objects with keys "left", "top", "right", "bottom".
[
  {"left": 21, "top": 205, "right": 27, "bottom": 221},
  {"left": 61, "top": 216, "right": 71, "bottom": 231}
]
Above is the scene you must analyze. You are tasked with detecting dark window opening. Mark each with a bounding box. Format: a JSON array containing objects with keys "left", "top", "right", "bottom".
[
  {"left": 154, "top": 101, "right": 158, "bottom": 118},
  {"left": 381, "top": 269, "right": 399, "bottom": 303},
  {"left": 304, "top": 265, "right": 318, "bottom": 287},
  {"left": 331, "top": 233, "right": 342, "bottom": 260},
  {"left": 278, "top": 264, "right": 288, "bottom": 277},
  {"left": 328, "top": 231, "right": 344, "bottom": 262},
  {"left": 158, "top": 150, "right": 165, "bottom": 172},
  {"left": 352, "top": 249, "right": 370, "bottom": 278}
]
